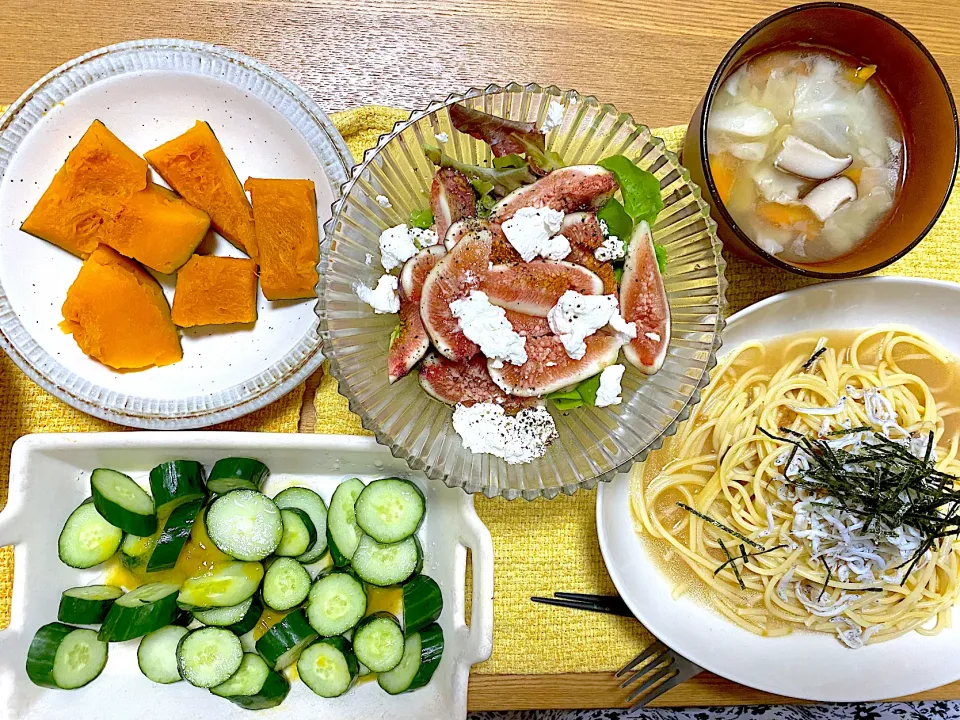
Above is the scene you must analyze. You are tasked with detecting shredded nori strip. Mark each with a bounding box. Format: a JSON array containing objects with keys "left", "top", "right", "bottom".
[
  {"left": 819, "top": 557, "right": 833, "bottom": 601},
  {"left": 713, "top": 543, "right": 789, "bottom": 576},
  {"left": 718, "top": 539, "right": 745, "bottom": 590},
  {"left": 676, "top": 502, "right": 764, "bottom": 550},
  {"left": 802, "top": 346, "right": 827, "bottom": 371}
]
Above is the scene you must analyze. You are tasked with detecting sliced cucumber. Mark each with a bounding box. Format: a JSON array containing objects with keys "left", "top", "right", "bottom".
[
  {"left": 138, "top": 625, "right": 189, "bottom": 684},
  {"left": 120, "top": 531, "right": 155, "bottom": 571},
  {"left": 147, "top": 498, "right": 202, "bottom": 572},
  {"left": 298, "top": 636, "right": 358, "bottom": 698},
  {"left": 273, "top": 487, "right": 328, "bottom": 563},
  {"left": 58, "top": 500, "right": 123, "bottom": 569},
  {"left": 262, "top": 557, "right": 311, "bottom": 611},
  {"left": 194, "top": 595, "right": 263, "bottom": 636},
  {"left": 90, "top": 468, "right": 157, "bottom": 536},
  {"left": 402, "top": 574, "right": 443, "bottom": 636},
  {"left": 327, "top": 478, "right": 365, "bottom": 567},
  {"left": 211, "top": 652, "right": 289, "bottom": 710},
  {"left": 26, "top": 622, "right": 108, "bottom": 690},
  {"left": 207, "top": 458, "right": 270, "bottom": 495},
  {"left": 378, "top": 623, "right": 444, "bottom": 695},
  {"left": 254, "top": 608, "right": 317, "bottom": 671},
  {"left": 206, "top": 490, "right": 282, "bottom": 561},
  {"left": 274, "top": 508, "right": 317, "bottom": 558},
  {"left": 352, "top": 612, "right": 405, "bottom": 673},
  {"left": 177, "top": 627, "right": 243, "bottom": 688},
  {"left": 355, "top": 478, "right": 425, "bottom": 544},
  {"left": 58, "top": 585, "right": 123, "bottom": 625},
  {"left": 149, "top": 460, "right": 207, "bottom": 514},
  {"left": 306, "top": 571, "right": 367, "bottom": 637},
  {"left": 351, "top": 534, "right": 422, "bottom": 587},
  {"left": 99, "top": 582, "right": 180, "bottom": 642},
  {"left": 177, "top": 561, "right": 264, "bottom": 610}
]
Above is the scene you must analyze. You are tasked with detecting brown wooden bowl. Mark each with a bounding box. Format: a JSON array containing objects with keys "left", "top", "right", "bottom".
[{"left": 684, "top": 2, "right": 958, "bottom": 279}]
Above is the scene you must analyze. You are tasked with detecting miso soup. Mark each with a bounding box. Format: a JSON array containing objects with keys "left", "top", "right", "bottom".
[{"left": 707, "top": 48, "right": 905, "bottom": 264}]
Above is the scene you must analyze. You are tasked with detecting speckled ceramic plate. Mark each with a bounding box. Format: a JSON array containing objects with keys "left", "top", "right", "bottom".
[{"left": 0, "top": 39, "right": 351, "bottom": 428}]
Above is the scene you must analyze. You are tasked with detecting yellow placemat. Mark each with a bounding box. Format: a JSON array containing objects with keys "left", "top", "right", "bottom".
[{"left": 318, "top": 107, "right": 960, "bottom": 676}]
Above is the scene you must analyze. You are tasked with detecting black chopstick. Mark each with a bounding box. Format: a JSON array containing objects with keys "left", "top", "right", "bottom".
[{"left": 530, "top": 592, "right": 635, "bottom": 618}]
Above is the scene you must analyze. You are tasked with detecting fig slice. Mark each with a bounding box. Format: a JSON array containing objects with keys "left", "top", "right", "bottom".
[
  {"left": 620, "top": 221, "right": 670, "bottom": 374},
  {"left": 419, "top": 352, "right": 537, "bottom": 413},
  {"left": 564, "top": 244, "right": 617, "bottom": 295},
  {"left": 491, "top": 165, "right": 617, "bottom": 223},
  {"left": 488, "top": 333, "right": 624, "bottom": 397},
  {"left": 431, "top": 167, "right": 476, "bottom": 240},
  {"left": 480, "top": 261, "right": 604, "bottom": 317},
  {"left": 560, "top": 211, "right": 605, "bottom": 251},
  {"left": 420, "top": 227, "right": 491, "bottom": 361},
  {"left": 389, "top": 246, "right": 446, "bottom": 383},
  {"left": 503, "top": 310, "right": 553, "bottom": 338}
]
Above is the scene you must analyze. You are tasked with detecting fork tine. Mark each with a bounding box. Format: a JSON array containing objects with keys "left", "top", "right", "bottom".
[
  {"left": 625, "top": 666, "right": 678, "bottom": 703},
  {"left": 619, "top": 651, "right": 673, "bottom": 689},
  {"left": 615, "top": 640, "right": 666, "bottom": 677},
  {"left": 627, "top": 669, "right": 684, "bottom": 711}
]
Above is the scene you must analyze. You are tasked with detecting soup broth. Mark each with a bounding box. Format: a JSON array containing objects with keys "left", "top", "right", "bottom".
[{"left": 707, "top": 48, "right": 905, "bottom": 264}]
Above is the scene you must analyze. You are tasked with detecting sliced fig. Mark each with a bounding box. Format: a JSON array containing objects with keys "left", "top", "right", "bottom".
[
  {"left": 620, "top": 221, "right": 670, "bottom": 374},
  {"left": 565, "top": 244, "right": 617, "bottom": 295},
  {"left": 504, "top": 310, "right": 553, "bottom": 338},
  {"left": 419, "top": 352, "right": 537, "bottom": 413},
  {"left": 489, "top": 333, "right": 623, "bottom": 397},
  {"left": 431, "top": 167, "right": 476, "bottom": 240},
  {"left": 420, "top": 228, "right": 491, "bottom": 361},
  {"left": 389, "top": 246, "right": 446, "bottom": 383},
  {"left": 560, "top": 212, "right": 605, "bottom": 251},
  {"left": 491, "top": 165, "right": 618, "bottom": 223},
  {"left": 480, "top": 261, "right": 604, "bottom": 317},
  {"left": 490, "top": 223, "right": 523, "bottom": 264}
]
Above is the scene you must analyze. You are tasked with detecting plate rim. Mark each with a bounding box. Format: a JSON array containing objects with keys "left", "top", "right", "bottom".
[
  {"left": 0, "top": 38, "right": 353, "bottom": 429},
  {"left": 597, "top": 275, "right": 960, "bottom": 702}
]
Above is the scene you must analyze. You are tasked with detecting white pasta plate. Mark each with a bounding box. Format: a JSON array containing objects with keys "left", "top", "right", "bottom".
[
  {"left": 597, "top": 276, "right": 960, "bottom": 702},
  {"left": 0, "top": 432, "right": 493, "bottom": 719}
]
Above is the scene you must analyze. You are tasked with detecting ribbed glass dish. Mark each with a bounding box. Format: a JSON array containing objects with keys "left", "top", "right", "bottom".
[{"left": 317, "top": 83, "right": 727, "bottom": 500}]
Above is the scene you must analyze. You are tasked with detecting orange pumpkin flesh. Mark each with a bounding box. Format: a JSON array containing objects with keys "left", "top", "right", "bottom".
[
  {"left": 172, "top": 255, "right": 258, "bottom": 327},
  {"left": 61, "top": 245, "right": 183, "bottom": 370},
  {"left": 145, "top": 122, "right": 258, "bottom": 261},
  {"left": 244, "top": 177, "right": 319, "bottom": 301}
]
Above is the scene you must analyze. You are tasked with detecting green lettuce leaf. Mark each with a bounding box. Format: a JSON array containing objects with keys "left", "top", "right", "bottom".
[
  {"left": 424, "top": 144, "right": 534, "bottom": 195},
  {"left": 599, "top": 155, "right": 663, "bottom": 227},
  {"left": 409, "top": 209, "right": 434, "bottom": 229}
]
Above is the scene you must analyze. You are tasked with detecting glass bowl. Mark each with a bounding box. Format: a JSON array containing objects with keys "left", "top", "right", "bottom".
[
  {"left": 683, "top": 2, "right": 959, "bottom": 279},
  {"left": 317, "top": 83, "right": 727, "bottom": 500}
]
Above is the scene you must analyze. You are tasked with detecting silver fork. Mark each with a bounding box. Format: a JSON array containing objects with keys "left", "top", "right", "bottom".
[{"left": 615, "top": 639, "right": 704, "bottom": 711}]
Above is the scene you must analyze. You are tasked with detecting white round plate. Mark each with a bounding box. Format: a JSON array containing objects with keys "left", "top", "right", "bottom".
[
  {"left": 598, "top": 276, "right": 960, "bottom": 702},
  {"left": 0, "top": 39, "right": 352, "bottom": 428}
]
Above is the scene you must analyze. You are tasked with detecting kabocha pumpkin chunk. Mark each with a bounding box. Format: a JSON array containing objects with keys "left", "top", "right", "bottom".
[
  {"left": 145, "top": 122, "right": 258, "bottom": 260},
  {"left": 172, "top": 255, "right": 258, "bottom": 327},
  {"left": 61, "top": 245, "right": 183, "bottom": 370},
  {"left": 21, "top": 120, "right": 149, "bottom": 257},
  {"left": 244, "top": 178, "right": 320, "bottom": 301}
]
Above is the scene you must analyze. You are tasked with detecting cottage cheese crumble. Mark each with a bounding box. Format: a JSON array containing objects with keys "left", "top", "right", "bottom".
[{"left": 452, "top": 403, "right": 558, "bottom": 464}]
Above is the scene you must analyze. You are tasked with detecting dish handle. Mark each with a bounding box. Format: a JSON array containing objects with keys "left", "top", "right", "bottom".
[{"left": 455, "top": 494, "right": 494, "bottom": 666}]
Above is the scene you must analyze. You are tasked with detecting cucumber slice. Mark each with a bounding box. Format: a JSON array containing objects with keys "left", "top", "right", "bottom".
[
  {"left": 402, "top": 574, "right": 443, "bottom": 636},
  {"left": 298, "top": 636, "right": 358, "bottom": 698},
  {"left": 147, "top": 498, "right": 203, "bottom": 572},
  {"left": 207, "top": 458, "right": 270, "bottom": 495},
  {"left": 327, "top": 478, "right": 365, "bottom": 567},
  {"left": 58, "top": 585, "right": 124, "bottom": 625},
  {"left": 26, "top": 623, "right": 108, "bottom": 690},
  {"left": 138, "top": 625, "right": 189, "bottom": 684},
  {"left": 99, "top": 582, "right": 181, "bottom": 642},
  {"left": 90, "top": 468, "right": 157, "bottom": 536},
  {"left": 211, "top": 652, "right": 290, "bottom": 710},
  {"left": 177, "top": 561, "right": 264, "bottom": 610},
  {"left": 355, "top": 478, "right": 425, "bottom": 544},
  {"left": 273, "top": 487, "right": 328, "bottom": 563},
  {"left": 378, "top": 623, "right": 444, "bottom": 695},
  {"left": 58, "top": 501, "right": 123, "bottom": 569},
  {"left": 306, "top": 572, "right": 366, "bottom": 637},
  {"left": 177, "top": 627, "right": 243, "bottom": 688},
  {"left": 351, "top": 534, "right": 422, "bottom": 587},
  {"left": 120, "top": 532, "right": 155, "bottom": 571},
  {"left": 262, "top": 557, "right": 311, "bottom": 611},
  {"left": 206, "top": 490, "right": 282, "bottom": 561},
  {"left": 352, "top": 612, "right": 405, "bottom": 673},
  {"left": 274, "top": 508, "right": 317, "bottom": 558},
  {"left": 254, "top": 608, "right": 317, "bottom": 671},
  {"left": 149, "top": 460, "right": 207, "bottom": 514},
  {"left": 194, "top": 595, "right": 263, "bottom": 635}
]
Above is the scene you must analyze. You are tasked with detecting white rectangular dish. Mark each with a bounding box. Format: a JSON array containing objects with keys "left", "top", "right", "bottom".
[{"left": 0, "top": 432, "right": 493, "bottom": 720}]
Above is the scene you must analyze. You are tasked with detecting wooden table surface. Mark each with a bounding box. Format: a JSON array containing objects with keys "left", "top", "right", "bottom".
[{"left": 4, "top": 0, "right": 960, "bottom": 712}]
